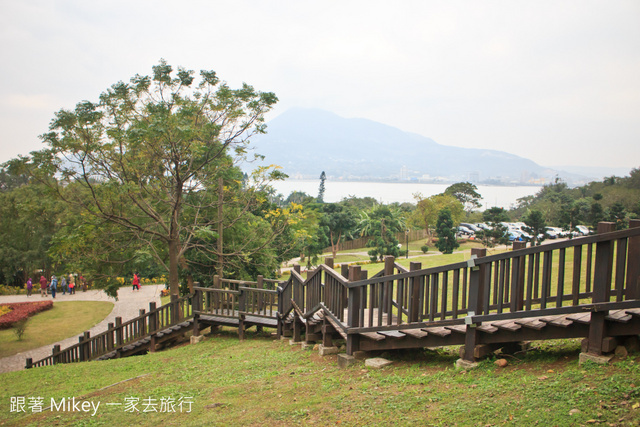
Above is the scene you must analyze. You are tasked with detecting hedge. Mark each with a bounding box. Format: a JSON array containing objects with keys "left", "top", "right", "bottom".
[{"left": 0, "top": 301, "right": 53, "bottom": 329}]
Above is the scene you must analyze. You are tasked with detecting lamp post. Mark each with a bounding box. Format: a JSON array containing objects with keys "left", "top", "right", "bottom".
[{"left": 405, "top": 229, "right": 409, "bottom": 259}]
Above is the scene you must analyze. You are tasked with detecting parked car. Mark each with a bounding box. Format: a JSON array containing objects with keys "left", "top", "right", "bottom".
[
  {"left": 475, "top": 223, "right": 492, "bottom": 231},
  {"left": 460, "top": 223, "right": 481, "bottom": 233},
  {"left": 576, "top": 225, "right": 591, "bottom": 236},
  {"left": 545, "top": 227, "right": 560, "bottom": 239},
  {"left": 508, "top": 230, "right": 527, "bottom": 242},
  {"left": 547, "top": 227, "right": 565, "bottom": 238},
  {"left": 457, "top": 225, "right": 474, "bottom": 236}
]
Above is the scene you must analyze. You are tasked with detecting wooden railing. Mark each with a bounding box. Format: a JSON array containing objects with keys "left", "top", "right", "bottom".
[
  {"left": 27, "top": 221, "right": 640, "bottom": 368},
  {"left": 334, "top": 222, "right": 640, "bottom": 355},
  {"left": 27, "top": 294, "right": 194, "bottom": 369}
]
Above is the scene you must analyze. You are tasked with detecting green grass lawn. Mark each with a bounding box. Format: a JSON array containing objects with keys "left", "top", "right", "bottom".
[
  {"left": 0, "top": 301, "right": 114, "bottom": 358},
  {"left": 1, "top": 328, "right": 639, "bottom": 426}
]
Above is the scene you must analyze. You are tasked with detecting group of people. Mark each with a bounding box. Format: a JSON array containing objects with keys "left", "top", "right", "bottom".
[{"left": 26, "top": 274, "right": 81, "bottom": 298}]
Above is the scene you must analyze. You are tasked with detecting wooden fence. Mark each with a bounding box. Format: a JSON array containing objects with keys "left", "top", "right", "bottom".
[
  {"left": 26, "top": 294, "right": 193, "bottom": 368},
  {"left": 27, "top": 221, "right": 640, "bottom": 368}
]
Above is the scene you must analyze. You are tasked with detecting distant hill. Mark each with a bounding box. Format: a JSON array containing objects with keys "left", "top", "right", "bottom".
[{"left": 248, "top": 108, "right": 589, "bottom": 185}]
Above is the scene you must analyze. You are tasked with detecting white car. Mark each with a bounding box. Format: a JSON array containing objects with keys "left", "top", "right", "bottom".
[{"left": 575, "top": 225, "right": 590, "bottom": 236}]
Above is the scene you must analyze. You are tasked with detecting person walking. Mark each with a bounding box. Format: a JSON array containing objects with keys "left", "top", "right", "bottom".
[
  {"left": 50, "top": 275, "right": 58, "bottom": 299},
  {"left": 60, "top": 276, "right": 67, "bottom": 295},
  {"left": 39, "top": 275, "right": 48, "bottom": 297},
  {"left": 26, "top": 278, "right": 33, "bottom": 297},
  {"left": 68, "top": 274, "right": 75, "bottom": 295},
  {"left": 132, "top": 273, "right": 140, "bottom": 292}
]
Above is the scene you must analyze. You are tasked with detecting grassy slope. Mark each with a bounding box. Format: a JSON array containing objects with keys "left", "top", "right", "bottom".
[
  {"left": 1, "top": 328, "right": 639, "bottom": 426},
  {"left": 0, "top": 301, "right": 114, "bottom": 358}
]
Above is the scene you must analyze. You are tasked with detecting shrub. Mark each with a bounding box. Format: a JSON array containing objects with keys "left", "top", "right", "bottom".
[
  {"left": 0, "top": 284, "right": 24, "bottom": 296},
  {"left": 421, "top": 245, "right": 430, "bottom": 254},
  {"left": 13, "top": 318, "right": 28, "bottom": 340},
  {"left": 0, "top": 301, "right": 53, "bottom": 329}
]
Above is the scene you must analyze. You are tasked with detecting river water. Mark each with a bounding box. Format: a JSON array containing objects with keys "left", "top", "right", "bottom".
[{"left": 272, "top": 180, "right": 542, "bottom": 209}]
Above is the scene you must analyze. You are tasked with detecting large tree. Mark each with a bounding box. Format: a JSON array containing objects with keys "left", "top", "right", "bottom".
[
  {"left": 319, "top": 203, "right": 357, "bottom": 259},
  {"left": 16, "top": 60, "right": 282, "bottom": 297},
  {"left": 444, "top": 182, "right": 482, "bottom": 216},
  {"left": 411, "top": 193, "right": 463, "bottom": 243},
  {"left": 357, "top": 205, "right": 406, "bottom": 261},
  {"left": 0, "top": 169, "right": 62, "bottom": 285}
]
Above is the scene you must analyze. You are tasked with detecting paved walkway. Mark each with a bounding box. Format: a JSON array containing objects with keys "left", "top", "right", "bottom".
[{"left": 0, "top": 284, "right": 164, "bottom": 374}]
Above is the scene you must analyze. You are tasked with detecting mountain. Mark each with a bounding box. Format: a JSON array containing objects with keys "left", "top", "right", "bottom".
[{"left": 248, "top": 108, "right": 580, "bottom": 185}]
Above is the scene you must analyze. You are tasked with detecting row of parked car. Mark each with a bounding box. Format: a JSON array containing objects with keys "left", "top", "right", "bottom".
[{"left": 456, "top": 222, "right": 593, "bottom": 242}]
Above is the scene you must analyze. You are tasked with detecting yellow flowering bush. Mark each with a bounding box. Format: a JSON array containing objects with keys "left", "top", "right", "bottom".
[{"left": 115, "top": 275, "right": 167, "bottom": 286}]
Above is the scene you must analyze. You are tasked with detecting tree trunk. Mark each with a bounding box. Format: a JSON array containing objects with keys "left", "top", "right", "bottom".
[
  {"left": 331, "top": 231, "right": 342, "bottom": 259},
  {"left": 168, "top": 236, "right": 180, "bottom": 297}
]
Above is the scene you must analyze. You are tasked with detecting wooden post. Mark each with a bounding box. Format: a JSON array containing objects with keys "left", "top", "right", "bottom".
[
  {"left": 170, "top": 294, "right": 178, "bottom": 325},
  {"left": 257, "top": 274, "right": 264, "bottom": 312},
  {"left": 256, "top": 275, "right": 264, "bottom": 333},
  {"left": 106, "top": 322, "right": 115, "bottom": 351},
  {"left": 192, "top": 289, "right": 201, "bottom": 337},
  {"left": 25, "top": 358, "right": 33, "bottom": 369},
  {"left": 276, "top": 285, "right": 284, "bottom": 338},
  {"left": 409, "top": 262, "right": 422, "bottom": 322},
  {"left": 513, "top": 241, "right": 526, "bottom": 250},
  {"left": 148, "top": 303, "right": 157, "bottom": 332},
  {"left": 340, "top": 264, "right": 349, "bottom": 278},
  {"left": 322, "top": 317, "right": 334, "bottom": 347},
  {"left": 148, "top": 303, "right": 157, "bottom": 353},
  {"left": 292, "top": 316, "right": 302, "bottom": 342},
  {"left": 139, "top": 309, "right": 146, "bottom": 337},
  {"left": 626, "top": 219, "right": 640, "bottom": 300},
  {"left": 383, "top": 256, "right": 395, "bottom": 313},
  {"left": 83, "top": 331, "right": 91, "bottom": 360},
  {"left": 462, "top": 248, "right": 486, "bottom": 362},
  {"left": 587, "top": 222, "right": 616, "bottom": 355},
  {"left": 341, "top": 264, "right": 349, "bottom": 311},
  {"left": 115, "top": 317, "right": 123, "bottom": 348},
  {"left": 325, "top": 257, "right": 334, "bottom": 269},
  {"left": 346, "top": 266, "right": 362, "bottom": 355},
  {"left": 52, "top": 344, "right": 61, "bottom": 365}
]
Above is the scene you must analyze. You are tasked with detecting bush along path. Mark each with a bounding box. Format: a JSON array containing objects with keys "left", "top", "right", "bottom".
[
  {"left": 0, "top": 285, "right": 163, "bottom": 373},
  {"left": 0, "top": 301, "right": 53, "bottom": 329}
]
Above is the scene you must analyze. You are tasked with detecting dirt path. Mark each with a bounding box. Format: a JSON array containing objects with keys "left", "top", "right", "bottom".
[{"left": 0, "top": 284, "right": 164, "bottom": 374}]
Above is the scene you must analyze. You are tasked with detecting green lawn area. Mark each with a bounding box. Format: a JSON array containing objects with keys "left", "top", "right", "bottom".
[
  {"left": 1, "top": 328, "right": 639, "bottom": 426},
  {"left": 0, "top": 301, "right": 113, "bottom": 358}
]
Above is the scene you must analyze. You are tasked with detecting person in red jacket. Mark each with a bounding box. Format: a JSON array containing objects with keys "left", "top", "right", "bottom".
[
  {"left": 39, "top": 275, "right": 48, "bottom": 297},
  {"left": 132, "top": 273, "right": 140, "bottom": 291}
]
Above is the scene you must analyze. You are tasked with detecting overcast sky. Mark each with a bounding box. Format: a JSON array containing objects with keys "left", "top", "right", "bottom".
[{"left": 1, "top": 1, "right": 638, "bottom": 170}]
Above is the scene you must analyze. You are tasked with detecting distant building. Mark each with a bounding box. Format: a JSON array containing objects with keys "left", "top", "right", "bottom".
[{"left": 400, "top": 165, "right": 409, "bottom": 181}]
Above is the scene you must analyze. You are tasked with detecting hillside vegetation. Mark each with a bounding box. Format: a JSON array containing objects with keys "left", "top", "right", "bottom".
[{"left": 2, "top": 329, "right": 640, "bottom": 426}]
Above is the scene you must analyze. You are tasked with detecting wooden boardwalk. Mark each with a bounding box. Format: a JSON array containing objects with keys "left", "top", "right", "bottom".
[{"left": 27, "top": 221, "right": 640, "bottom": 369}]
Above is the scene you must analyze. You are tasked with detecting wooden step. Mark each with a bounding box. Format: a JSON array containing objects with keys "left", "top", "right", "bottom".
[
  {"left": 491, "top": 320, "right": 522, "bottom": 332},
  {"left": 378, "top": 330, "right": 406, "bottom": 339},
  {"left": 540, "top": 315, "right": 573, "bottom": 328},
  {"left": 476, "top": 323, "right": 498, "bottom": 334},
  {"left": 566, "top": 312, "right": 591, "bottom": 325},
  {"left": 515, "top": 317, "right": 548, "bottom": 330},
  {"left": 625, "top": 308, "right": 640, "bottom": 318},
  {"left": 444, "top": 325, "right": 467, "bottom": 334},
  {"left": 402, "top": 328, "right": 429, "bottom": 339},
  {"left": 421, "top": 327, "right": 451, "bottom": 337},
  {"left": 360, "top": 332, "right": 385, "bottom": 341},
  {"left": 606, "top": 309, "right": 632, "bottom": 323}
]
